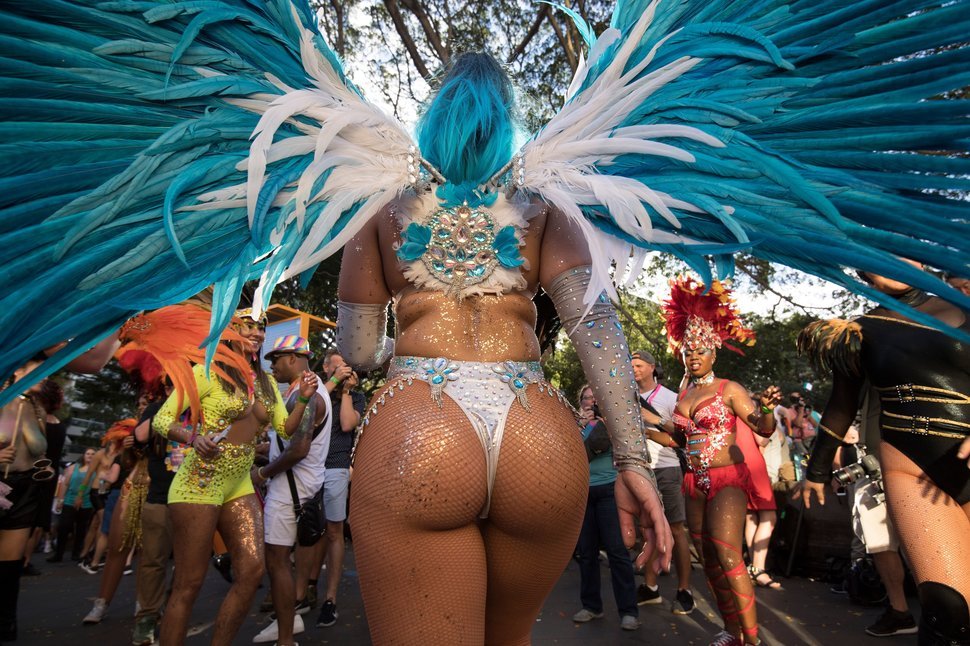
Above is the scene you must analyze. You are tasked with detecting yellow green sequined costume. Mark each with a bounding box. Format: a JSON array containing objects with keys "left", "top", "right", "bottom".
[{"left": 153, "top": 365, "right": 287, "bottom": 505}]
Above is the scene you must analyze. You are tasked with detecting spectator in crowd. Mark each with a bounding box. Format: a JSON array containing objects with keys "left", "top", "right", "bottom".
[
  {"left": 631, "top": 351, "right": 694, "bottom": 614},
  {"left": 82, "top": 417, "right": 148, "bottom": 625},
  {"left": 131, "top": 379, "right": 177, "bottom": 646},
  {"left": 0, "top": 356, "right": 55, "bottom": 642},
  {"left": 309, "top": 349, "right": 365, "bottom": 629},
  {"left": 252, "top": 336, "right": 331, "bottom": 646},
  {"left": 572, "top": 385, "right": 640, "bottom": 632},
  {"left": 23, "top": 379, "right": 66, "bottom": 576},
  {"left": 49, "top": 447, "right": 96, "bottom": 563},
  {"left": 946, "top": 273, "right": 970, "bottom": 297},
  {"left": 833, "top": 422, "right": 916, "bottom": 637}
]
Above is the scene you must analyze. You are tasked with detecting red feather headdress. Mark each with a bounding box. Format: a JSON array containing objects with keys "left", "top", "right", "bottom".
[{"left": 662, "top": 275, "right": 755, "bottom": 355}]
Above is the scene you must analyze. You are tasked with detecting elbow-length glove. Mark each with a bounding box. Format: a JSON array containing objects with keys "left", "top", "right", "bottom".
[
  {"left": 547, "top": 266, "right": 654, "bottom": 482},
  {"left": 335, "top": 301, "right": 395, "bottom": 372}
]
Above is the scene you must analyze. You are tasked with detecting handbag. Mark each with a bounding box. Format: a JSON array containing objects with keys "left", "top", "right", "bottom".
[{"left": 275, "top": 434, "right": 326, "bottom": 547}]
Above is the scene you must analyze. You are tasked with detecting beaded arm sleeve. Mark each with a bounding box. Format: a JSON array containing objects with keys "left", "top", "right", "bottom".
[
  {"left": 547, "top": 266, "right": 653, "bottom": 481},
  {"left": 335, "top": 301, "right": 395, "bottom": 372}
]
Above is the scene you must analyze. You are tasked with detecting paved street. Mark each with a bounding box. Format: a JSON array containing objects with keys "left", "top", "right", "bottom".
[{"left": 15, "top": 543, "right": 912, "bottom": 645}]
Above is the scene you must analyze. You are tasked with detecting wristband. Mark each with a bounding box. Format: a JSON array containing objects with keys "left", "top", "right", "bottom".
[
  {"left": 329, "top": 376, "right": 341, "bottom": 385},
  {"left": 760, "top": 405, "right": 773, "bottom": 415},
  {"left": 257, "top": 467, "right": 268, "bottom": 481},
  {"left": 297, "top": 394, "right": 311, "bottom": 404},
  {"left": 186, "top": 429, "right": 198, "bottom": 446}
]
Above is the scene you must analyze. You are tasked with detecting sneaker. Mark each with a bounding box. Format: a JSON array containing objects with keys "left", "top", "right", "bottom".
[
  {"left": 81, "top": 562, "right": 99, "bottom": 575},
  {"left": 306, "top": 584, "right": 318, "bottom": 609},
  {"left": 83, "top": 598, "right": 108, "bottom": 625},
  {"left": 252, "top": 614, "right": 304, "bottom": 643},
  {"left": 829, "top": 581, "right": 849, "bottom": 594},
  {"left": 672, "top": 589, "right": 695, "bottom": 615},
  {"left": 571, "top": 608, "right": 604, "bottom": 623},
  {"left": 123, "top": 565, "right": 134, "bottom": 576},
  {"left": 294, "top": 597, "right": 312, "bottom": 616},
  {"left": 211, "top": 553, "right": 233, "bottom": 584},
  {"left": 131, "top": 616, "right": 156, "bottom": 645},
  {"left": 709, "top": 630, "right": 743, "bottom": 646},
  {"left": 620, "top": 615, "right": 641, "bottom": 630},
  {"left": 269, "top": 598, "right": 314, "bottom": 621},
  {"left": 636, "top": 584, "right": 662, "bottom": 606},
  {"left": 865, "top": 607, "right": 918, "bottom": 637},
  {"left": 317, "top": 600, "right": 338, "bottom": 627}
]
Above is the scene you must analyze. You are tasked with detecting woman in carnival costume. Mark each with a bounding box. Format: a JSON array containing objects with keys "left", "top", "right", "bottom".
[
  {"left": 661, "top": 276, "right": 780, "bottom": 646},
  {"left": 121, "top": 302, "right": 317, "bottom": 645},
  {"left": 337, "top": 52, "right": 668, "bottom": 643},
  {"left": 800, "top": 264, "right": 970, "bottom": 645},
  {"left": 1, "top": 0, "right": 970, "bottom": 643}
]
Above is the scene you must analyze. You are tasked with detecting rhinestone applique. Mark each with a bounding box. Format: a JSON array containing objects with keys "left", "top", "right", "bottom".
[
  {"left": 492, "top": 361, "right": 535, "bottom": 410},
  {"left": 420, "top": 358, "right": 460, "bottom": 407}
]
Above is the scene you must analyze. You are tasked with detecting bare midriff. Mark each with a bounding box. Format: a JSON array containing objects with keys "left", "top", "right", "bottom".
[
  {"left": 394, "top": 289, "right": 540, "bottom": 362},
  {"left": 685, "top": 432, "right": 741, "bottom": 470}
]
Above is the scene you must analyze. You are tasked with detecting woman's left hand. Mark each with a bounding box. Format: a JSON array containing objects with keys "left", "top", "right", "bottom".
[
  {"left": 615, "top": 470, "right": 673, "bottom": 574},
  {"left": 298, "top": 370, "right": 318, "bottom": 399},
  {"left": 759, "top": 385, "right": 782, "bottom": 409},
  {"left": 0, "top": 444, "right": 14, "bottom": 464}
]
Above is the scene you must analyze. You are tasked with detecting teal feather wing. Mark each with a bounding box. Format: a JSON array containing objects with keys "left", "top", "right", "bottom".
[
  {"left": 519, "top": 0, "right": 970, "bottom": 337},
  {"left": 0, "top": 0, "right": 414, "bottom": 401}
]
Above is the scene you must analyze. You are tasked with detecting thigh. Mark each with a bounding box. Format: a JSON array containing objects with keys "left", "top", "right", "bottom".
[
  {"left": 217, "top": 495, "right": 264, "bottom": 570},
  {"left": 263, "top": 496, "right": 296, "bottom": 548},
  {"left": 483, "top": 385, "right": 589, "bottom": 643},
  {"left": 169, "top": 503, "right": 220, "bottom": 586},
  {"left": 704, "top": 486, "right": 749, "bottom": 566},
  {"left": 323, "top": 468, "right": 349, "bottom": 523},
  {"left": 656, "top": 466, "right": 687, "bottom": 525},
  {"left": 350, "top": 384, "right": 490, "bottom": 645},
  {"left": 881, "top": 442, "right": 970, "bottom": 599}
]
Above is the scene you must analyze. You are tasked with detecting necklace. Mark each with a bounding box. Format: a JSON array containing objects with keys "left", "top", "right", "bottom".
[{"left": 691, "top": 372, "right": 715, "bottom": 386}]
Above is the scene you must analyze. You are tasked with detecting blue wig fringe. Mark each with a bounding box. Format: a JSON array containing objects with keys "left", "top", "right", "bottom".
[{"left": 417, "top": 53, "right": 516, "bottom": 207}]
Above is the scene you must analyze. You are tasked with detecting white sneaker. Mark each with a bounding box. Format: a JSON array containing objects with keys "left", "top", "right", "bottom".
[
  {"left": 83, "top": 598, "right": 108, "bottom": 625},
  {"left": 253, "top": 614, "right": 304, "bottom": 643},
  {"left": 620, "top": 615, "right": 641, "bottom": 631},
  {"left": 571, "top": 608, "right": 604, "bottom": 623}
]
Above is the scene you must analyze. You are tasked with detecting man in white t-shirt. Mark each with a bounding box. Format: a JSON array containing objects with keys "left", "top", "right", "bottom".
[
  {"left": 631, "top": 350, "right": 694, "bottom": 615},
  {"left": 252, "top": 336, "right": 333, "bottom": 645}
]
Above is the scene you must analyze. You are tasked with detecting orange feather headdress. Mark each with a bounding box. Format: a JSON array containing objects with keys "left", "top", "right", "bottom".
[{"left": 118, "top": 303, "right": 253, "bottom": 426}]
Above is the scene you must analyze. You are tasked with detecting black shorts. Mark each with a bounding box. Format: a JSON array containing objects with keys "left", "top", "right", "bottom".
[
  {"left": 32, "top": 478, "right": 57, "bottom": 531},
  {"left": 0, "top": 472, "right": 41, "bottom": 531}
]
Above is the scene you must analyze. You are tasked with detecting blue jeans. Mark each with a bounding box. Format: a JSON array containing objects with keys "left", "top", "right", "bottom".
[{"left": 576, "top": 482, "right": 638, "bottom": 617}]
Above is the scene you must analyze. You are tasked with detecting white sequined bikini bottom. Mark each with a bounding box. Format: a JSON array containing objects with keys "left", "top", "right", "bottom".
[{"left": 364, "top": 356, "right": 560, "bottom": 518}]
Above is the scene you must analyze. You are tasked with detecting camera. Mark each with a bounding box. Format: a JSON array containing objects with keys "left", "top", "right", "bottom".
[
  {"left": 591, "top": 403, "right": 601, "bottom": 419},
  {"left": 833, "top": 453, "right": 882, "bottom": 486}
]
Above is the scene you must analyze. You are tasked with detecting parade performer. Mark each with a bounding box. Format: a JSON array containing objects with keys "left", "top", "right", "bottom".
[
  {"left": 121, "top": 304, "right": 312, "bottom": 645},
  {"left": 800, "top": 265, "right": 970, "bottom": 645},
  {"left": 662, "top": 276, "right": 780, "bottom": 646},
  {"left": 0, "top": 0, "right": 968, "bottom": 643}
]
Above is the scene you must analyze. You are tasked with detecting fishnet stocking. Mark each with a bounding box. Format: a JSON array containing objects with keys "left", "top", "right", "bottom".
[
  {"left": 881, "top": 442, "right": 970, "bottom": 602},
  {"left": 687, "top": 485, "right": 759, "bottom": 643},
  {"left": 350, "top": 382, "right": 588, "bottom": 645}
]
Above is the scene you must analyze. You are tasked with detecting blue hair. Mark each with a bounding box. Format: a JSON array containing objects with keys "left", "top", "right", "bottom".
[{"left": 416, "top": 53, "right": 516, "bottom": 207}]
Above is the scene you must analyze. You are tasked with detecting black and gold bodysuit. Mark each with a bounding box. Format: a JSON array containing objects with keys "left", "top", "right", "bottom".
[{"left": 804, "top": 307, "right": 970, "bottom": 504}]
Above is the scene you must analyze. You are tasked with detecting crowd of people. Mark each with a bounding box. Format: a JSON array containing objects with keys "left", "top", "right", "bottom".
[{"left": 0, "top": 266, "right": 967, "bottom": 646}]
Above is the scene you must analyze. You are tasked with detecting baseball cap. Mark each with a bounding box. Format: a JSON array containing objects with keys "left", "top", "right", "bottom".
[{"left": 264, "top": 335, "right": 313, "bottom": 360}]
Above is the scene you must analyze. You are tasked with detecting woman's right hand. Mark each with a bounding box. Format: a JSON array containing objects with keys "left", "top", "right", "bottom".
[
  {"left": 73, "top": 495, "right": 83, "bottom": 510},
  {"left": 798, "top": 479, "right": 827, "bottom": 508},
  {"left": 192, "top": 435, "right": 219, "bottom": 460},
  {"left": 579, "top": 407, "right": 596, "bottom": 426}
]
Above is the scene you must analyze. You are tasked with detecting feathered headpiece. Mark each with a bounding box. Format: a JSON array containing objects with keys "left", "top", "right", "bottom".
[
  {"left": 118, "top": 304, "right": 253, "bottom": 425},
  {"left": 102, "top": 418, "right": 137, "bottom": 446},
  {"left": 117, "top": 349, "right": 165, "bottom": 397},
  {"left": 663, "top": 276, "right": 754, "bottom": 355}
]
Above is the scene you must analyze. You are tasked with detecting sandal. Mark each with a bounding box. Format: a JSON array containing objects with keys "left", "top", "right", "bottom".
[{"left": 749, "top": 567, "right": 782, "bottom": 590}]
